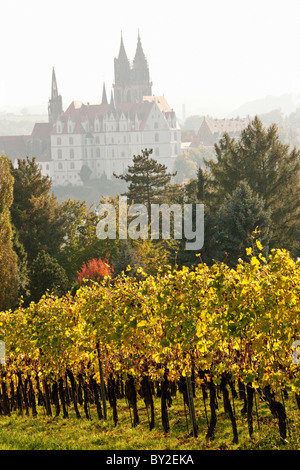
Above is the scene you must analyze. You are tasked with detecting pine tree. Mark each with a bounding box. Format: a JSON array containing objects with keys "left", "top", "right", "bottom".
[
  {"left": 207, "top": 117, "right": 300, "bottom": 253},
  {"left": 0, "top": 155, "right": 19, "bottom": 310},
  {"left": 114, "top": 148, "right": 176, "bottom": 214},
  {"left": 213, "top": 182, "right": 272, "bottom": 267}
]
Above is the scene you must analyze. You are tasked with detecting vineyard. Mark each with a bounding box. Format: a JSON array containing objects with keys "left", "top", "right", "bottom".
[{"left": 0, "top": 244, "right": 300, "bottom": 447}]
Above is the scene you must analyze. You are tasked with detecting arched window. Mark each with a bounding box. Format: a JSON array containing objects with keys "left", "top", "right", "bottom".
[
  {"left": 155, "top": 133, "right": 159, "bottom": 142},
  {"left": 155, "top": 148, "right": 160, "bottom": 157},
  {"left": 96, "top": 148, "right": 100, "bottom": 158},
  {"left": 58, "top": 162, "right": 63, "bottom": 170},
  {"left": 57, "top": 137, "right": 61, "bottom": 145},
  {"left": 154, "top": 122, "right": 158, "bottom": 129},
  {"left": 70, "top": 149, "right": 74, "bottom": 159},
  {"left": 57, "top": 149, "right": 62, "bottom": 159},
  {"left": 69, "top": 137, "right": 73, "bottom": 145}
]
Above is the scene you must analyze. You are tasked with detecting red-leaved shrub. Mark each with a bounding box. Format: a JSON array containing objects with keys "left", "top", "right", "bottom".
[{"left": 76, "top": 256, "right": 114, "bottom": 283}]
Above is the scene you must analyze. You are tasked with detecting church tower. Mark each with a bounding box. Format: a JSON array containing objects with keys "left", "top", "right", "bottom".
[
  {"left": 131, "top": 32, "right": 152, "bottom": 102},
  {"left": 113, "top": 34, "right": 132, "bottom": 104},
  {"left": 113, "top": 32, "right": 152, "bottom": 104},
  {"left": 48, "top": 67, "right": 63, "bottom": 124}
]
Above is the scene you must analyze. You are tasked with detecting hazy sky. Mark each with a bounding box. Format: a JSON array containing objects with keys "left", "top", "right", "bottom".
[{"left": 0, "top": 0, "right": 300, "bottom": 118}]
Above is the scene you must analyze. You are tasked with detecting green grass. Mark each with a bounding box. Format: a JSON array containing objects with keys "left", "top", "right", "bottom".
[{"left": 0, "top": 392, "right": 300, "bottom": 450}]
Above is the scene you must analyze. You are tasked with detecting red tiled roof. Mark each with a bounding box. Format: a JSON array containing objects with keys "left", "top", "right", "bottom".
[
  {"left": 0, "top": 135, "right": 29, "bottom": 151},
  {"left": 31, "top": 122, "right": 52, "bottom": 138},
  {"left": 51, "top": 100, "right": 155, "bottom": 134}
]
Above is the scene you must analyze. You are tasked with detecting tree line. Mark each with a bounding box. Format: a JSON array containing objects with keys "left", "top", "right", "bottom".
[{"left": 0, "top": 116, "right": 299, "bottom": 311}]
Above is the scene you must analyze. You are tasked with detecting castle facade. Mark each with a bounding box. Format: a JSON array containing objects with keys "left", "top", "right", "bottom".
[{"left": 38, "top": 33, "right": 181, "bottom": 186}]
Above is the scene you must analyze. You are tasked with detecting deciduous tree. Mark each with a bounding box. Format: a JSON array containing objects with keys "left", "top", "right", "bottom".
[{"left": 0, "top": 155, "right": 19, "bottom": 309}]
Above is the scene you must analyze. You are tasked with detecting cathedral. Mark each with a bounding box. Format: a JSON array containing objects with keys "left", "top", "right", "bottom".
[{"left": 30, "top": 33, "right": 181, "bottom": 186}]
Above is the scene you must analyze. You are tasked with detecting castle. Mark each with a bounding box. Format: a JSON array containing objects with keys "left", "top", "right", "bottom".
[{"left": 2, "top": 33, "right": 181, "bottom": 187}]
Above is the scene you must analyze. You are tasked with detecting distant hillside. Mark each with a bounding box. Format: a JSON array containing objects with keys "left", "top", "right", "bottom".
[
  {"left": 0, "top": 114, "right": 48, "bottom": 136},
  {"left": 229, "top": 93, "right": 300, "bottom": 118}
]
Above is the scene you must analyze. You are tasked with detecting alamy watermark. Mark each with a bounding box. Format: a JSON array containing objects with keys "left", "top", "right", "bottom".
[
  {"left": 292, "top": 340, "right": 300, "bottom": 365},
  {"left": 0, "top": 340, "right": 5, "bottom": 365},
  {"left": 96, "top": 196, "right": 204, "bottom": 250}
]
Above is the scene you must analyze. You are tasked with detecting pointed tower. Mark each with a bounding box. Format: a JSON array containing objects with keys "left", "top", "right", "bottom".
[
  {"left": 131, "top": 32, "right": 152, "bottom": 103},
  {"left": 109, "top": 89, "right": 117, "bottom": 116},
  {"left": 113, "top": 33, "right": 132, "bottom": 104},
  {"left": 101, "top": 82, "right": 108, "bottom": 105},
  {"left": 48, "top": 67, "right": 63, "bottom": 124}
]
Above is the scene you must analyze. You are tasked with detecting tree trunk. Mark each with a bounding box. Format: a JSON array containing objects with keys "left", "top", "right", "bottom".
[
  {"left": 96, "top": 342, "right": 107, "bottom": 420},
  {"left": 42, "top": 377, "right": 52, "bottom": 417},
  {"left": 221, "top": 375, "right": 238, "bottom": 444},
  {"left": 246, "top": 383, "right": 254, "bottom": 437},
  {"left": 52, "top": 381, "right": 60, "bottom": 417},
  {"left": 90, "top": 375, "right": 102, "bottom": 420},
  {"left": 160, "top": 371, "right": 170, "bottom": 434},
  {"left": 28, "top": 375, "right": 37, "bottom": 417},
  {"left": 108, "top": 373, "right": 118, "bottom": 426},
  {"left": 58, "top": 377, "right": 68, "bottom": 418},
  {"left": 125, "top": 374, "right": 139, "bottom": 427},
  {"left": 206, "top": 378, "right": 217, "bottom": 441},
  {"left": 141, "top": 376, "right": 155, "bottom": 430},
  {"left": 263, "top": 385, "right": 287, "bottom": 442},
  {"left": 66, "top": 369, "right": 81, "bottom": 419},
  {"left": 186, "top": 375, "right": 198, "bottom": 437}
]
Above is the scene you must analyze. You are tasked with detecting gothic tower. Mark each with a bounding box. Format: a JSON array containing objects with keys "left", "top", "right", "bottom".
[
  {"left": 113, "top": 32, "right": 152, "bottom": 104},
  {"left": 131, "top": 32, "right": 152, "bottom": 102},
  {"left": 48, "top": 67, "right": 63, "bottom": 124},
  {"left": 113, "top": 34, "right": 132, "bottom": 104}
]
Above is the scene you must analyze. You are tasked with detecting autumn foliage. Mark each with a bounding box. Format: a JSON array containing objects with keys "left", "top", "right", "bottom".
[{"left": 76, "top": 256, "right": 114, "bottom": 283}]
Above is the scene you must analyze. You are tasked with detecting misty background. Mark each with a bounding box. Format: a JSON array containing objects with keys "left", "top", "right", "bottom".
[{"left": 0, "top": 0, "right": 300, "bottom": 128}]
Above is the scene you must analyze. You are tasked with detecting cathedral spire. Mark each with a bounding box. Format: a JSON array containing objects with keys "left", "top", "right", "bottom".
[
  {"left": 131, "top": 32, "right": 152, "bottom": 101},
  {"left": 133, "top": 31, "right": 148, "bottom": 69},
  {"left": 102, "top": 82, "right": 108, "bottom": 104},
  {"left": 118, "top": 32, "right": 129, "bottom": 62},
  {"left": 48, "top": 67, "right": 63, "bottom": 124},
  {"left": 109, "top": 89, "right": 116, "bottom": 115},
  {"left": 51, "top": 67, "right": 59, "bottom": 99},
  {"left": 114, "top": 33, "right": 131, "bottom": 104}
]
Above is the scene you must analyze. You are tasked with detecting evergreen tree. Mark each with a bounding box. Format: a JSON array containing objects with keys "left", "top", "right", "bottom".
[
  {"left": 10, "top": 157, "right": 66, "bottom": 263},
  {"left": 111, "top": 240, "right": 142, "bottom": 276},
  {"left": 0, "top": 155, "right": 19, "bottom": 310},
  {"left": 29, "top": 250, "right": 69, "bottom": 303},
  {"left": 197, "top": 167, "right": 205, "bottom": 201},
  {"left": 213, "top": 182, "right": 271, "bottom": 267},
  {"left": 12, "top": 229, "right": 30, "bottom": 302},
  {"left": 114, "top": 148, "right": 176, "bottom": 214},
  {"left": 207, "top": 117, "right": 300, "bottom": 253}
]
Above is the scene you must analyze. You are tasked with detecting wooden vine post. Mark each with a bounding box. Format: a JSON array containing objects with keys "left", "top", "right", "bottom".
[
  {"left": 96, "top": 341, "right": 107, "bottom": 420},
  {"left": 186, "top": 375, "right": 198, "bottom": 437}
]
